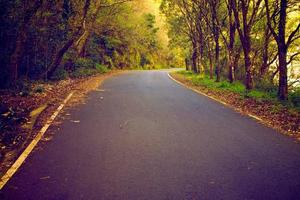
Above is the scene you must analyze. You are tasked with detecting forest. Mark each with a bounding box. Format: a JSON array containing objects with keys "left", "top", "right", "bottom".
[
  {"left": 0, "top": 0, "right": 176, "bottom": 88},
  {"left": 0, "top": 0, "right": 299, "bottom": 101},
  {"left": 161, "top": 0, "right": 300, "bottom": 102}
]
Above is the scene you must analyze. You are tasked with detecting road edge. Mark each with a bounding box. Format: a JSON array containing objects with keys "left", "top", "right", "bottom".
[
  {"left": 0, "top": 92, "right": 74, "bottom": 190},
  {"left": 167, "top": 73, "right": 263, "bottom": 123}
]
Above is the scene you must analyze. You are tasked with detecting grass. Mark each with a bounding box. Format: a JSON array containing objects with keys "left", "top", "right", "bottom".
[
  {"left": 178, "top": 70, "right": 246, "bottom": 94},
  {"left": 176, "top": 70, "right": 300, "bottom": 111}
]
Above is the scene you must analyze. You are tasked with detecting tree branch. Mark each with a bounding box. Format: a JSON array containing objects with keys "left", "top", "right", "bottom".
[{"left": 287, "top": 23, "right": 300, "bottom": 47}]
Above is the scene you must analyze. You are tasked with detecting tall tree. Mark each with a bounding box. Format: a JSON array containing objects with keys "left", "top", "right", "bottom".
[
  {"left": 46, "top": 0, "right": 91, "bottom": 78},
  {"left": 8, "top": 0, "right": 43, "bottom": 84},
  {"left": 265, "top": 0, "right": 300, "bottom": 100},
  {"left": 232, "top": 0, "right": 263, "bottom": 90}
]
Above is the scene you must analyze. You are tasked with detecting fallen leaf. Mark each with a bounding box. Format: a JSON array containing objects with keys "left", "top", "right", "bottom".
[{"left": 40, "top": 176, "right": 50, "bottom": 180}]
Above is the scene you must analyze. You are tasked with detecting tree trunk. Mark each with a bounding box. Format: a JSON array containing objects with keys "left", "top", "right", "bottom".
[
  {"left": 8, "top": 0, "right": 43, "bottom": 84},
  {"left": 260, "top": 26, "right": 270, "bottom": 76},
  {"left": 185, "top": 58, "right": 189, "bottom": 71},
  {"left": 243, "top": 35, "right": 253, "bottom": 90},
  {"left": 228, "top": 54, "right": 234, "bottom": 83},
  {"left": 209, "top": 54, "right": 213, "bottom": 79},
  {"left": 277, "top": 0, "right": 288, "bottom": 100},
  {"left": 46, "top": 0, "right": 91, "bottom": 78},
  {"left": 233, "top": 47, "right": 242, "bottom": 77},
  {"left": 46, "top": 38, "right": 75, "bottom": 78},
  {"left": 278, "top": 45, "right": 288, "bottom": 100},
  {"left": 75, "top": 29, "right": 90, "bottom": 57},
  {"left": 191, "top": 40, "right": 198, "bottom": 73},
  {"left": 9, "top": 31, "right": 26, "bottom": 83},
  {"left": 211, "top": 0, "right": 220, "bottom": 82},
  {"left": 215, "top": 31, "right": 220, "bottom": 82},
  {"left": 228, "top": 6, "right": 235, "bottom": 83}
]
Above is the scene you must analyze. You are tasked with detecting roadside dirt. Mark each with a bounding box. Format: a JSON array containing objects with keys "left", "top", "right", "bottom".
[
  {"left": 0, "top": 70, "right": 125, "bottom": 176},
  {"left": 170, "top": 72, "right": 300, "bottom": 140}
]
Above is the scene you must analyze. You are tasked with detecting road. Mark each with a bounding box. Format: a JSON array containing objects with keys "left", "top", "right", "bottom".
[{"left": 1, "top": 70, "right": 300, "bottom": 200}]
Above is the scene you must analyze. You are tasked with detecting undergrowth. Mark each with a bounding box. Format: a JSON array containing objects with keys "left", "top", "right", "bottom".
[{"left": 177, "top": 70, "right": 300, "bottom": 111}]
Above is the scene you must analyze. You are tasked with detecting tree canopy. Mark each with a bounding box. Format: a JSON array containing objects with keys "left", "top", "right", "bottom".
[
  {"left": 160, "top": 0, "right": 300, "bottom": 100},
  {"left": 0, "top": 0, "right": 173, "bottom": 87}
]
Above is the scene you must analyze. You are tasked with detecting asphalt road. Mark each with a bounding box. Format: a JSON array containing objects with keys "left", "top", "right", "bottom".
[{"left": 1, "top": 70, "right": 300, "bottom": 200}]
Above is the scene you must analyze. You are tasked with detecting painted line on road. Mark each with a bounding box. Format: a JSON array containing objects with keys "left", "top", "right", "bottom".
[
  {"left": 167, "top": 73, "right": 263, "bottom": 122},
  {"left": 0, "top": 92, "right": 74, "bottom": 190}
]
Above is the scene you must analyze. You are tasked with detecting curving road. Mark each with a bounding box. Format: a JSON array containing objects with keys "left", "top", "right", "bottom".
[{"left": 1, "top": 70, "right": 300, "bottom": 200}]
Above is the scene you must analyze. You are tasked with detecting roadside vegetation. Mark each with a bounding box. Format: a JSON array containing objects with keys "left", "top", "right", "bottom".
[
  {"left": 177, "top": 70, "right": 300, "bottom": 111},
  {"left": 161, "top": 0, "right": 300, "bottom": 137},
  {"left": 171, "top": 70, "right": 300, "bottom": 137},
  {"left": 160, "top": 0, "right": 300, "bottom": 102}
]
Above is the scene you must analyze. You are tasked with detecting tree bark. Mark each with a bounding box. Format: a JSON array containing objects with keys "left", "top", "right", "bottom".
[
  {"left": 46, "top": 0, "right": 91, "bottom": 78},
  {"left": 264, "top": 0, "right": 298, "bottom": 100},
  {"left": 278, "top": 45, "right": 288, "bottom": 100},
  {"left": 277, "top": 0, "right": 288, "bottom": 100},
  {"left": 191, "top": 40, "right": 198, "bottom": 73},
  {"left": 228, "top": 2, "right": 236, "bottom": 83},
  {"left": 46, "top": 38, "right": 75, "bottom": 78},
  {"left": 260, "top": 26, "right": 270, "bottom": 76},
  {"left": 231, "top": 0, "right": 261, "bottom": 90},
  {"left": 210, "top": 0, "right": 220, "bottom": 82},
  {"left": 9, "top": 0, "right": 43, "bottom": 84},
  {"left": 243, "top": 34, "right": 253, "bottom": 90},
  {"left": 185, "top": 58, "right": 190, "bottom": 71},
  {"left": 76, "top": 30, "right": 90, "bottom": 57}
]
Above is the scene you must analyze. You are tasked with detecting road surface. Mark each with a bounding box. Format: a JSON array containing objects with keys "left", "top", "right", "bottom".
[{"left": 1, "top": 70, "right": 300, "bottom": 200}]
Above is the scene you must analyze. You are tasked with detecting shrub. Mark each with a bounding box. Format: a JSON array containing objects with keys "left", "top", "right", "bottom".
[
  {"left": 217, "top": 81, "right": 231, "bottom": 88},
  {"left": 70, "top": 68, "right": 95, "bottom": 78},
  {"left": 13, "top": 79, "right": 32, "bottom": 96},
  {"left": 96, "top": 64, "right": 109, "bottom": 73},
  {"left": 255, "top": 78, "right": 277, "bottom": 94},
  {"left": 52, "top": 68, "right": 68, "bottom": 80},
  {"left": 227, "top": 82, "right": 245, "bottom": 94},
  {"left": 34, "top": 86, "right": 44, "bottom": 93},
  {"left": 289, "top": 89, "right": 300, "bottom": 107},
  {"left": 74, "top": 58, "right": 95, "bottom": 69}
]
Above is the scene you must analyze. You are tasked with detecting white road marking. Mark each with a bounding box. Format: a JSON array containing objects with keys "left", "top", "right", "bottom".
[{"left": 0, "top": 92, "right": 74, "bottom": 190}]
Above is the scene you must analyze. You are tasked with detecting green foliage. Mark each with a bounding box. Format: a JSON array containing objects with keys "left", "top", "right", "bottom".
[
  {"left": 255, "top": 79, "right": 277, "bottom": 94},
  {"left": 95, "top": 64, "right": 109, "bottom": 73},
  {"left": 289, "top": 89, "right": 300, "bottom": 108},
  {"left": 74, "top": 58, "right": 95, "bottom": 69},
  {"left": 52, "top": 68, "right": 69, "bottom": 80},
  {"left": 180, "top": 70, "right": 246, "bottom": 94},
  {"left": 177, "top": 70, "right": 300, "bottom": 111},
  {"left": 245, "top": 90, "right": 271, "bottom": 100},
  {"left": 70, "top": 64, "right": 109, "bottom": 78},
  {"left": 70, "top": 68, "right": 96, "bottom": 78}
]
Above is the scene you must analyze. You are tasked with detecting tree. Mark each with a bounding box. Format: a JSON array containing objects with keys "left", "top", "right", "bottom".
[
  {"left": 8, "top": 0, "right": 43, "bottom": 84},
  {"left": 232, "top": 0, "right": 263, "bottom": 90},
  {"left": 265, "top": 0, "right": 300, "bottom": 100}
]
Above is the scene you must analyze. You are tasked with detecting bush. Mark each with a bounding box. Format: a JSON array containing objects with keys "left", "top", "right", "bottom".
[
  {"left": 52, "top": 68, "right": 68, "bottom": 80},
  {"left": 13, "top": 79, "right": 32, "bottom": 96},
  {"left": 289, "top": 89, "right": 300, "bottom": 107},
  {"left": 70, "top": 68, "right": 95, "bottom": 78},
  {"left": 74, "top": 58, "right": 95, "bottom": 69},
  {"left": 96, "top": 64, "right": 109, "bottom": 73},
  {"left": 255, "top": 78, "right": 277, "bottom": 96},
  {"left": 34, "top": 86, "right": 44, "bottom": 93}
]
